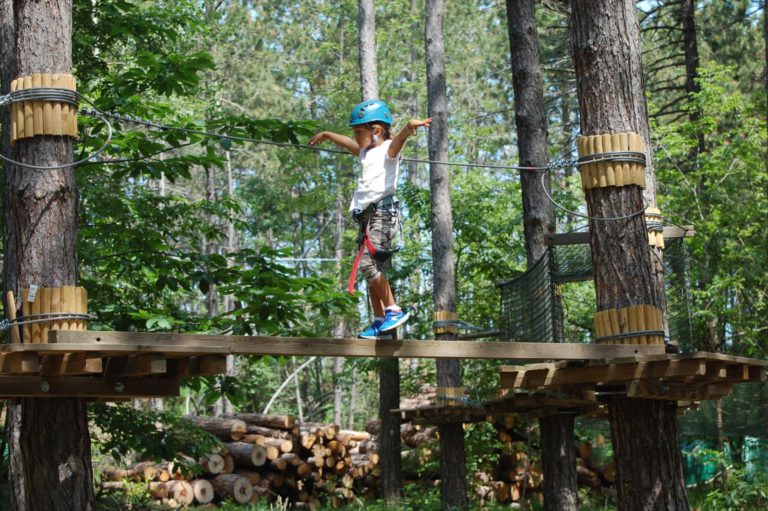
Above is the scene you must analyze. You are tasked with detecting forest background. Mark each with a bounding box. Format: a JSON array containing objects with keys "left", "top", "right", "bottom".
[{"left": 1, "top": 0, "right": 766, "bottom": 507}]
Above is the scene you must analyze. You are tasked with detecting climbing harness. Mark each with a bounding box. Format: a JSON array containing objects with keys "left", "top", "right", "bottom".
[{"left": 346, "top": 198, "right": 400, "bottom": 294}]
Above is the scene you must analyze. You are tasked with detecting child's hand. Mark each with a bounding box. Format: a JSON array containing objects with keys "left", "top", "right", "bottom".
[
  {"left": 309, "top": 132, "right": 328, "bottom": 146},
  {"left": 407, "top": 118, "right": 433, "bottom": 134}
]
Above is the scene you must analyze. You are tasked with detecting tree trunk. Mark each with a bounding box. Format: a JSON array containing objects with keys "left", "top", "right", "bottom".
[
  {"left": 357, "top": 0, "right": 379, "bottom": 100},
  {"left": 606, "top": 398, "right": 688, "bottom": 510},
  {"left": 540, "top": 414, "right": 578, "bottom": 510},
  {"left": 356, "top": 0, "right": 402, "bottom": 503},
  {"left": 333, "top": 193, "right": 347, "bottom": 426},
  {"left": 506, "top": 0, "right": 555, "bottom": 265},
  {"left": 506, "top": 2, "right": 575, "bottom": 510},
  {"left": 1, "top": 2, "right": 95, "bottom": 510},
  {"left": 571, "top": 1, "right": 688, "bottom": 510},
  {"left": 426, "top": 1, "right": 468, "bottom": 509},
  {"left": 680, "top": 0, "right": 704, "bottom": 157}
]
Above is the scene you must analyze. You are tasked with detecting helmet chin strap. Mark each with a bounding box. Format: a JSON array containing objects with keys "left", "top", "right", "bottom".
[{"left": 366, "top": 124, "right": 379, "bottom": 149}]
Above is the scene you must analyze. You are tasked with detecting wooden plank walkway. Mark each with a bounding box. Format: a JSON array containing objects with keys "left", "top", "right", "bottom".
[
  {"left": 0, "top": 331, "right": 662, "bottom": 398},
  {"left": 38, "top": 331, "right": 664, "bottom": 360}
]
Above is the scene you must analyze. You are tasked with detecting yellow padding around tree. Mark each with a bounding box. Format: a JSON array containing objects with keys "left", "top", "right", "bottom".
[
  {"left": 10, "top": 73, "right": 78, "bottom": 144},
  {"left": 436, "top": 386, "right": 465, "bottom": 407},
  {"left": 576, "top": 132, "right": 646, "bottom": 190},
  {"left": 21, "top": 286, "right": 88, "bottom": 344},
  {"left": 645, "top": 207, "right": 665, "bottom": 249},
  {"left": 433, "top": 310, "right": 458, "bottom": 335},
  {"left": 594, "top": 304, "right": 663, "bottom": 346}
]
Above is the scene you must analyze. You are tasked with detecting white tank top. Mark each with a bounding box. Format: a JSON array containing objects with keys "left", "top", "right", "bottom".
[{"left": 349, "top": 140, "right": 401, "bottom": 212}]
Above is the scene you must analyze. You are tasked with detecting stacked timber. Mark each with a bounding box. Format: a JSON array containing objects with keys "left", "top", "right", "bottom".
[
  {"left": 471, "top": 420, "right": 544, "bottom": 506},
  {"left": 99, "top": 414, "right": 377, "bottom": 508},
  {"left": 575, "top": 440, "right": 616, "bottom": 490}
]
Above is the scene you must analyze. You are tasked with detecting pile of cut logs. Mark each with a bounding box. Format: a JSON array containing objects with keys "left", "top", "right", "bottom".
[
  {"left": 472, "top": 416, "right": 544, "bottom": 505},
  {"left": 99, "top": 413, "right": 378, "bottom": 508},
  {"left": 576, "top": 440, "right": 616, "bottom": 489}
]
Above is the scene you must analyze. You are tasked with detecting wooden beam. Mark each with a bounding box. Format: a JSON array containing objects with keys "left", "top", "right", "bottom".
[
  {"left": 500, "top": 358, "right": 706, "bottom": 389},
  {"left": 45, "top": 331, "right": 664, "bottom": 360},
  {"left": 627, "top": 380, "right": 733, "bottom": 401},
  {"left": 169, "top": 356, "right": 228, "bottom": 377},
  {"left": 40, "top": 353, "right": 102, "bottom": 376},
  {"left": 0, "top": 376, "right": 179, "bottom": 398},
  {"left": 103, "top": 354, "right": 167, "bottom": 377}
]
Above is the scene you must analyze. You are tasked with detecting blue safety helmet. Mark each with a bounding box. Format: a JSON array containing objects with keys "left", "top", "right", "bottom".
[{"left": 348, "top": 99, "right": 392, "bottom": 126}]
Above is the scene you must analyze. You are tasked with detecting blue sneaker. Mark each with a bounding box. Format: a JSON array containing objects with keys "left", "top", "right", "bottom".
[
  {"left": 379, "top": 308, "right": 410, "bottom": 333},
  {"left": 359, "top": 319, "right": 390, "bottom": 340}
]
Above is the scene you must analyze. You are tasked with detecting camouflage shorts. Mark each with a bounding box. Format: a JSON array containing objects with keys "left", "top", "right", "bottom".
[{"left": 358, "top": 206, "right": 399, "bottom": 283}]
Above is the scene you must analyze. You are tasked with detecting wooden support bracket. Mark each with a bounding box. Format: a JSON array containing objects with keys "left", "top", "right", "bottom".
[
  {"left": 0, "top": 352, "right": 39, "bottom": 374},
  {"left": 40, "top": 353, "right": 102, "bottom": 376}
]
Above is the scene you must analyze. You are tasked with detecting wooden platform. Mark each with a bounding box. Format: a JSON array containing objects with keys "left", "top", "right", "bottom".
[
  {"left": 392, "top": 353, "right": 767, "bottom": 425},
  {"left": 394, "top": 392, "right": 604, "bottom": 425},
  {"left": 0, "top": 331, "right": 664, "bottom": 398},
  {"left": 499, "top": 352, "right": 767, "bottom": 401}
]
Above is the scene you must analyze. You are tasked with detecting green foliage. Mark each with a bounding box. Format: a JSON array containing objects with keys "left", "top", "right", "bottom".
[
  {"left": 691, "top": 468, "right": 768, "bottom": 511},
  {"left": 653, "top": 64, "right": 768, "bottom": 355},
  {"left": 95, "top": 480, "right": 165, "bottom": 511},
  {"left": 465, "top": 422, "right": 502, "bottom": 474}
]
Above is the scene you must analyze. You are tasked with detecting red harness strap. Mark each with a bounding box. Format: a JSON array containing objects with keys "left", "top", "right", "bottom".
[{"left": 347, "top": 227, "right": 378, "bottom": 294}]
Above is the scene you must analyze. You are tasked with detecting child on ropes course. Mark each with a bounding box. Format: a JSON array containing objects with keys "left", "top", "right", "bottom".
[{"left": 309, "top": 100, "right": 431, "bottom": 339}]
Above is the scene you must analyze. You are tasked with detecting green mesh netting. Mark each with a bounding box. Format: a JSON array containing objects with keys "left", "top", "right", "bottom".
[
  {"left": 678, "top": 382, "right": 768, "bottom": 438},
  {"left": 497, "top": 236, "right": 693, "bottom": 347}
]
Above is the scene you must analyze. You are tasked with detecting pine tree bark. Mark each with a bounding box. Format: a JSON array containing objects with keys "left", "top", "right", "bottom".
[
  {"left": 506, "top": 3, "right": 575, "bottom": 509},
  {"left": 357, "top": 0, "right": 401, "bottom": 502},
  {"left": 426, "top": 1, "right": 468, "bottom": 509},
  {"left": 506, "top": 0, "right": 555, "bottom": 265},
  {"left": 680, "top": 0, "right": 704, "bottom": 155},
  {"left": 357, "top": 0, "right": 379, "bottom": 100},
  {"left": 571, "top": 1, "right": 688, "bottom": 510},
  {"left": 1, "top": 1, "right": 94, "bottom": 510}
]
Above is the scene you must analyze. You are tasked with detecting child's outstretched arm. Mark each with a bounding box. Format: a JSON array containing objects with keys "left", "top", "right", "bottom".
[
  {"left": 388, "top": 118, "right": 432, "bottom": 158},
  {"left": 309, "top": 131, "right": 360, "bottom": 156}
]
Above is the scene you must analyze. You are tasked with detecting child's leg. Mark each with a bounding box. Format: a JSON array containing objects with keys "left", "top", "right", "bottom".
[{"left": 368, "top": 274, "right": 395, "bottom": 317}]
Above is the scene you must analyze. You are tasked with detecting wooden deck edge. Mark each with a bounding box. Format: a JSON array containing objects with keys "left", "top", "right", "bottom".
[{"left": 41, "top": 331, "right": 665, "bottom": 360}]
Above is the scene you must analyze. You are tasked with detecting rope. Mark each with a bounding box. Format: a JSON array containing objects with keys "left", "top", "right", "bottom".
[
  {"left": 1, "top": 87, "right": 661, "bottom": 183},
  {"left": 92, "top": 108, "right": 562, "bottom": 171},
  {"left": 0, "top": 87, "right": 577, "bottom": 172}
]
